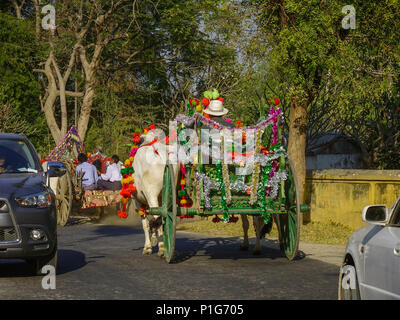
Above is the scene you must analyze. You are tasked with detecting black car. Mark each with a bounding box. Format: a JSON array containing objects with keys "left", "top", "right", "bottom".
[{"left": 0, "top": 133, "right": 66, "bottom": 275}]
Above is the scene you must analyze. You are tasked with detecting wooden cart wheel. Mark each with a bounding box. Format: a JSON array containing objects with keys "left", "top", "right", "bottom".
[
  {"left": 275, "top": 157, "right": 301, "bottom": 260},
  {"left": 162, "top": 163, "right": 177, "bottom": 263},
  {"left": 56, "top": 169, "right": 72, "bottom": 226}
]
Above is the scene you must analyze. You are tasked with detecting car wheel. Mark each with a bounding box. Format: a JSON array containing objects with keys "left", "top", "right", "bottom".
[
  {"left": 339, "top": 264, "right": 361, "bottom": 300},
  {"left": 27, "top": 242, "right": 58, "bottom": 276}
]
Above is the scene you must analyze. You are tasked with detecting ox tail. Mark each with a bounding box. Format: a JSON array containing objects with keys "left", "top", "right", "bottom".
[{"left": 259, "top": 220, "right": 273, "bottom": 239}]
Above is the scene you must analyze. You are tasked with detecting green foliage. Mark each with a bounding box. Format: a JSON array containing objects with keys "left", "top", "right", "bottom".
[
  {"left": 0, "top": 12, "right": 42, "bottom": 111},
  {"left": 235, "top": 0, "right": 400, "bottom": 168},
  {"left": 0, "top": 11, "right": 48, "bottom": 153}
]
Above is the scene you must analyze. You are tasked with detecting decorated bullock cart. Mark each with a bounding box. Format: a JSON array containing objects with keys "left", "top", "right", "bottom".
[
  {"left": 121, "top": 92, "right": 308, "bottom": 263},
  {"left": 43, "top": 126, "right": 121, "bottom": 226}
]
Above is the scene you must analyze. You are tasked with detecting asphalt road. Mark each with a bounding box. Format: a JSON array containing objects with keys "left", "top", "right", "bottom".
[{"left": 0, "top": 219, "right": 344, "bottom": 300}]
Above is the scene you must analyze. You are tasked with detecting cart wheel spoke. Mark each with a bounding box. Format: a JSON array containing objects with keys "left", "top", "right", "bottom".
[
  {"left": 162, "top": 163, "right": 177, "bottom": 263},
  {"left": 55, "top": 170, "right": 72, "bottom": 227},
  {"left": 276, "top": 157, "right": 300, "bottom": 260}
]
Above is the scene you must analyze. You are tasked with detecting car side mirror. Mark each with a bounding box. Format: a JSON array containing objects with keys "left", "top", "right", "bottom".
[
  {"left": 47, "top": 161, "right": 67, "bottom": 178},
  {"left": 362, "top": 205, "right": 388, "bottom": 225}
]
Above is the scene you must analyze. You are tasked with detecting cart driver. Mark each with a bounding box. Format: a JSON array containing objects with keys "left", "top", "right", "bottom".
[{"left": 202, "top": 99, "right": 235, "bottom": 128}]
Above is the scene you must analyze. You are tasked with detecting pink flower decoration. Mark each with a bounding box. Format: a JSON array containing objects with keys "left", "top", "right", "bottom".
[{"left": 225, "top": 118, "right": 233, "bottom": 123}]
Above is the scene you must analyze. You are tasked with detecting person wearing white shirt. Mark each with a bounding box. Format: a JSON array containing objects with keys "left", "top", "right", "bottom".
[
  {"left": 76, "top": 153, "right": 98, "bottom": 190},
  {"left": 97, "top": 155, "right": 122, "bottom": 190}
]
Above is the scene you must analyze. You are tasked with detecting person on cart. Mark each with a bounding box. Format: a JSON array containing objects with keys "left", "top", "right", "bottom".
[
  {"left": 76, "top": 153, "right": 98, "bottom": 190},
  {"left": 97, "top": 155, "right": 122, "bottom": 191},
  {"left": 203, "top": 99, "right": 235, "bottom": 128}
]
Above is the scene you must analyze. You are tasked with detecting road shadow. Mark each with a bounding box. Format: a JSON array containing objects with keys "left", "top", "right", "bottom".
[
  {"left": 57, "top": 249, "right": 87, "bottom": 275},
  {"left": 78, "top": 225, "right": 142, "bottom": 242},
  {"left": 0, "top": 249, "right": 86, "bottom": 277},
  {"left": 65, "top": 216, "right": 92, "bottom": 226},
  {"left": 172, "top": 235, "right": 305, "bottom": 264}
]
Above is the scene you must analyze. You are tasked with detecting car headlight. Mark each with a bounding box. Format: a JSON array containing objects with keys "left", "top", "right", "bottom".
[{"left": 16, "top": 192, "right": 52, "bottom": 208}]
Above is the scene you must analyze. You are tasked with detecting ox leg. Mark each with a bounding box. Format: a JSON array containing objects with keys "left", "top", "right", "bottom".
[
  {"left": 253, "top": 216, "right": 264, "bottom": 255},
  {"left": 150, "top": 219, "right": 158, "bottom": 247},
  {"left": 240, "top": 215, "right": 249, "bottom": 251},
  {"left": 141, "top": 217, "right": 153, "bottom": 255},
  {"left": 156, "top": 221, "right": 165, "bottom": 258}
]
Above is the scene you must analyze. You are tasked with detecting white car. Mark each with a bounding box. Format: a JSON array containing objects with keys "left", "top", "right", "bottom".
[{"left": 339, "top": 197, "right": 400, "bottom": 299}]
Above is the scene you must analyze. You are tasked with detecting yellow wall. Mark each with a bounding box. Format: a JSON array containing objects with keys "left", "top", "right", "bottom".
[{"left": 304, "top": 170, "right": 400, "bottom": 229}]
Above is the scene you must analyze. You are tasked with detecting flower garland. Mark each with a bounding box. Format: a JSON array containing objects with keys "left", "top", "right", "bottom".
[
  {"left": 178, "top": 162, "right": 194, "bottom": 219},
  {"left": 118, "top": 157, "right": 136, "bottom": 219},
  {"left": 174, "top": 110, "right": 281, "bottom": 133},
  {"left": 117, "top": 126, "right": 155, "bottom": 219}
]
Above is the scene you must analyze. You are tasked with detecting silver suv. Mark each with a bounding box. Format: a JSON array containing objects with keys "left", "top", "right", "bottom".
[{"left": 339, "top": 197, "right": 400, "bottom": 299}]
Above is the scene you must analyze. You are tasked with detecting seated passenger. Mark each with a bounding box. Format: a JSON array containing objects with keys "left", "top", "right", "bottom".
[
  {"left": 76, "top": 153, "right": 98, "bottom": 191},
  {"left": 93, "top": 159, "right": 102, "bottom": 176},
  {"left": 96, "top": 155, "right": 122, "bottom": 191}
]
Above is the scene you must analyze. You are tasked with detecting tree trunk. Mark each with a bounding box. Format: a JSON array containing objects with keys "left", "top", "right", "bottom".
[
  {"left": 287, "top": 97, "right": 308, "bottom": 223},
  {"left": 11, "top": 0, "right": 23, "bottom": 19},
  {"left": 77, "top": 77, "right": 96, "bottom": 142},
  {"left": 33, "top": 0, "right": 41, "bottom": 37}
]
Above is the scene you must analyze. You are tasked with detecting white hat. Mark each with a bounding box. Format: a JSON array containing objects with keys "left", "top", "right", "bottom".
[{"left": 203, "top": 100, "right": 228, "bottom": 116}]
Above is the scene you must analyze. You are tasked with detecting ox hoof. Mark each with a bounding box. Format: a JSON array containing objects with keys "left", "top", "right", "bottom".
[
  {"left": 142, "top": 247, "right": 152, "bottom": 255},
  {"left": 239, "top": 244, "right": 249, "bottom": 251},
  {"left": 252, "top": 249, "right": 261, "bottom": 255},
  {"left": 157, "top": 250, "right": 165, "bottom": 258},
  {"left": 151, "top": 234, "right": 158, "bottom": 247}
]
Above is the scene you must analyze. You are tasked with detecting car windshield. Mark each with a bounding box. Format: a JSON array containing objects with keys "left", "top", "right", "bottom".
[{"left": 0, "top": 139, "right": 38, "bottom": 173}]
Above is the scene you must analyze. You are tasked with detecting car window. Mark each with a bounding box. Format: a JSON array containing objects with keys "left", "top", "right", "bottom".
[
  {"left": 0, "top": 139, "right": 38, "bottom": 173},
  {"left": 389, "top": 198, "right": 400, "bottom": 226}
]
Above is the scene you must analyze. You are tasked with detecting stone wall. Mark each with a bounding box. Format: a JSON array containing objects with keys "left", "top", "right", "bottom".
[{"left": 304, "top": 170, "right": 400, "bottom": 229}]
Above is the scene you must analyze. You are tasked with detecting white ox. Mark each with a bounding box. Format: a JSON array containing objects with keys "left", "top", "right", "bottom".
[
  {"left": 132, "top": 129, "right": 178, "bottom": 256},
  {"left": 131, "top": 129, "right": 271, "bottom": 257}
]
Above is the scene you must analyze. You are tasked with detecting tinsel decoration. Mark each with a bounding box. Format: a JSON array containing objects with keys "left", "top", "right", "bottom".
[
  {"left": 249, "top": 129, "right": 262, "bottom": 205},
  {"left": 221, "top": 133, "right": 232, "bottom": 205},
  {"left": 215, "top": 161, "right": 229, "bottom": 223}
]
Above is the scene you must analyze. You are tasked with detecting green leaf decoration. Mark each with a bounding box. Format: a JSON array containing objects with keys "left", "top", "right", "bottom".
[
  {"left": 212, "top": 89, "right": 219, "bottom": 100},
  {"left": 204, "top": 90, "right": 213, "bottom": 99}
]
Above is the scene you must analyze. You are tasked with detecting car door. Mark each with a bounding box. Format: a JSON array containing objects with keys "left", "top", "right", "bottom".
[{"left": 362, "top": 199, "right": 400, "bottom": 299}]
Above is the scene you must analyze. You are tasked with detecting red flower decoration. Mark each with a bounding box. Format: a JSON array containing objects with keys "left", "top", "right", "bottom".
[
  {"left": 270, "top": 98, "right": 280, "bottom": 106},
  {"left": 217, "top": 97, "right": 223, "bottom": 102},
  {"left": 202, "top": 97, "right": 210, "bottom": 107},
  {"left": 149, "top": 124, "right": 156, "bottom": 130},
  {"left": 118, "top": 210, "right": 128, "bottom": 219}
]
